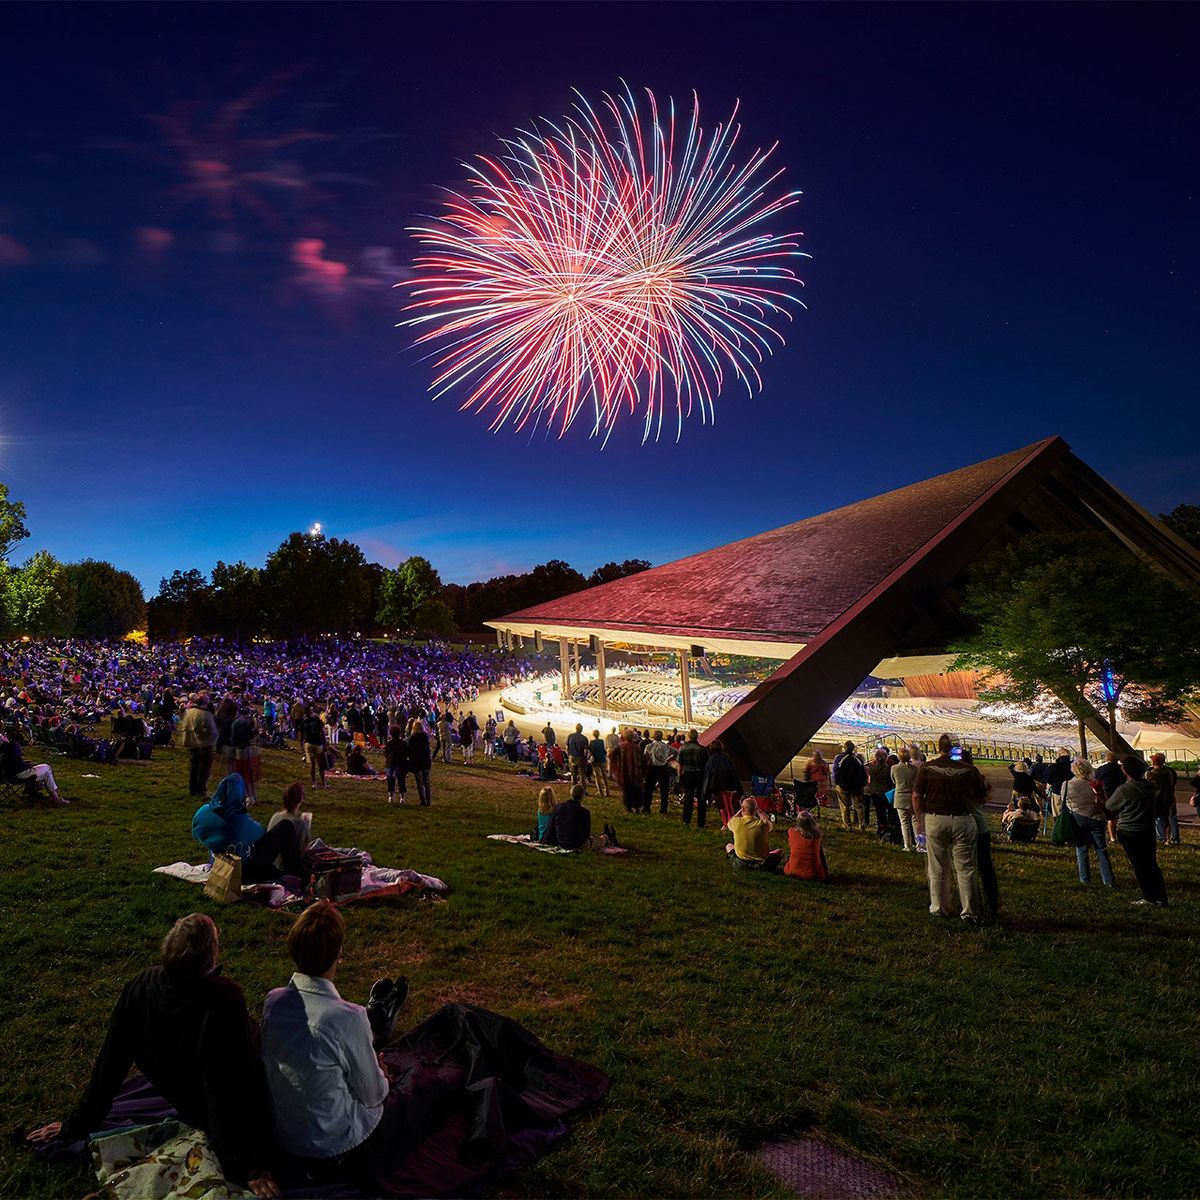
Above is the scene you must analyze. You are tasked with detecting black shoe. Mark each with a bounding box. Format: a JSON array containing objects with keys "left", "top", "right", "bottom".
[
  {"left": 367, "top": 973, "right": 409, "bottom": 1047},
  {"left": 604, "top": 822, "right": 620, "bottom": 848}
]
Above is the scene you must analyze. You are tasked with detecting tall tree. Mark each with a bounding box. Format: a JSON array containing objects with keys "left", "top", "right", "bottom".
[
  {"left": 209, "top": 560, "right": 265, "bottom": 642},
  {"left": 377, "top": 556, "right": 443, "bottom": 631},
  {"left": 0, "top": 483, "right": 29, "bottom": 563},
  {"left": 952, "top": 532, "right": 1200, "bottom": 753},
  {"left": 5, "top": 550, "right": 76, "bottom": 636},
  {"left": 1160, "top": 503, "right": 1200, "bottom": 550},
  {"left": 65, "top": 560, "right": 146, "bottom": 640},
  {"left": 147, "top": 568, "right": 212, "bottom": 641},
  {"left": 262, "top": 532, "right": 373, "bottom": 637}
]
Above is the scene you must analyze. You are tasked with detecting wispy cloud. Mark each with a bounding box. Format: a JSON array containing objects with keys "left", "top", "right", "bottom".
[{"left": 0, "top": 234, "right": 32, "bottom": 266}]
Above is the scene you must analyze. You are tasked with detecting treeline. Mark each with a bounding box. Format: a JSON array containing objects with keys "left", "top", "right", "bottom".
[{"left": 146, "top": 531, "right": 649, "bottom": 642}]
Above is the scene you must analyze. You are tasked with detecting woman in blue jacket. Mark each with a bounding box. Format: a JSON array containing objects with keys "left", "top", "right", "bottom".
[{"left": 192, "top": 774, "right": 301, "bottom": 883}]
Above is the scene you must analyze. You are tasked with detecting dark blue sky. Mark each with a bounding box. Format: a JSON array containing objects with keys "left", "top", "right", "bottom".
[{"left": 2, "top": 2, "right": 1196, "bottom": 592}]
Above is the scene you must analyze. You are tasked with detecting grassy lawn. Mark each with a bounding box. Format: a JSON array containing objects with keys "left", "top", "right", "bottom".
[{"left": 2, "top": 737, "right": 1198, "bottom": 1199}]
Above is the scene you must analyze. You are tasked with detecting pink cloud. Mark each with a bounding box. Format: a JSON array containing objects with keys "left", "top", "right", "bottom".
[
  {"left": 291, "top": 237, "right": 349, "bottom": 295},
  {"left": 135, "top": 226, "right": 174, "bottom": 254},
  {"left": 0, "top": 234, "right": 31, "bottom": 266}
]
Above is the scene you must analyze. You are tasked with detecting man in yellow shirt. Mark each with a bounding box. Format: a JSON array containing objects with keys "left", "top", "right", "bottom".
[{"left": 726, "top": 797, "right": 784, "bottom": 871}]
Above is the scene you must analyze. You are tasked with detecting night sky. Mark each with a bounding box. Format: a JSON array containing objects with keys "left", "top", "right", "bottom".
[{"left": 3, "top": 2, "right": 1197, "bottom": 593}]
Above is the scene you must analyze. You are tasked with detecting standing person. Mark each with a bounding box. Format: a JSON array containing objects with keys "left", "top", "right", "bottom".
[
  {"left": 484, "top": 715, "right": 497, "bottom": 759},
  {"left": 1094, "top": 750, "right": 1124, "bottom": 801},
  {"left": 459, "top": 711, "right": 478, "bottom": 764},
  {"left": 25, "top": 914, "right": 279, "bottom": 1198},
  {"left": 609, "top": 728, "right": 645, "bottom": 815},
  {"left": 407, "top": 718, "right": 433, "bottom": 806},
  {"left": 262, "top": 697, "right": 277, "bottom": 737},
  {"left": 178, "top": 693, "right": 218, "bottom": 799},
  {"left": 832, "top": 741, "right": 866, "bottom": 831},
  {"left": 541, "top": 721, "right": 556, "bottom": 748},
  {"left": 912, "top": 734, "right": 987, "bottom": 923},
  {"left": 589, "top": 729, "right": 611, "bottom": 798},
  {"left": 289, "top": 698, "right": 307, "bottom": 746},
  {"left": 231, "top": 706, "right": 261, "bottom": 805},
  {"left": 566, "top": 724, "right": 590, "bottom": 790},
  {"left": 300, "top": 706, "right": 328, "bottom": 791},
  {"left": 1044, "top": 747, "right": 1074, "bottom": 831},
  {"left": 502, "top": 719, "right": 520, "bottom": 764},
  {"left": 1107, "top": 755, "right": 1168, "bottom": 906},
  {"left": 1146, "top": 753, "right": 1180, "bottom": 845},
  {"left": 384, "top": 727, "right": 409, "bottom": 805},
  {"left": 701, "top": 737, "right": 743, "bottom": 829},
  {"left": 438, "top": 710, "right": 454, "bottom": 764},
  {"left": 890, "top": 747, "right": 917, "bottom": 850},
  {"left": 643, "top": 730, "right": 675, "bottom": 815},
  {"left": 676, "top": 730, "right": 709, "bottom": 827},
  {"left": 1061, "top": 758, "right": 1115, "bottom": 887},
  {"left": 864, "top": 748, "right": 892, "bottom": 838},
  {"left": 804, "top": 750, "right": 831, "bottom": 808}
]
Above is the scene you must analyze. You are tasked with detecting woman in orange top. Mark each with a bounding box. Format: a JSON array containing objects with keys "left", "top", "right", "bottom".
[{"left": 784, "top": 810, "right": 829, "bottom": 881}]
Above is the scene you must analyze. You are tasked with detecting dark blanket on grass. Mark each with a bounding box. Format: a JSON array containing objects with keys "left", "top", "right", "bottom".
[{"left": 56, "top": 1002, "right": 608, "bottom": 1198}]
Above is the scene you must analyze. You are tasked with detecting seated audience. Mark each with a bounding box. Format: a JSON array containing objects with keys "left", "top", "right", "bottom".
[
  {"left": 534, "top": 785, "right": 555, "bottom": 842},
  {"left": 192, "top": 773, "right": 302, "bottom": 884},
  {"left": 260, "top": 903, "right": 408, "bottom": 1190},
  {"left": 1001, "top": 797, "right": 1040, "bottom": 840},
  {"left": 0, "top": 732, "right": 66, "bottom": 805},
  {"left": 545, "top": 783, "right": 614, "bottom": 850},
  {"left": 267, "top": 782, "right": 313, "bottom": 854},
  {"left": 345, "top": 743, "right": 375, "bottom": 776},
  {"left": 783, "top": 810, "right": 829, "bottom": 881},
  {"left": 26, "top": 914, "right": 279, "bottom": 1197},
  {"left": 725, "top": 795, "right": 784, "bottom": 871}
]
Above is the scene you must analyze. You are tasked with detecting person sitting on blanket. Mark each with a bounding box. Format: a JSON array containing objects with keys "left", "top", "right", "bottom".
[
  {"left": 545, "top": 783, "right": 616, "bottom": 850},
  {"left": 725, "top": 795, "right": 785, "bottom": 871},
  {"left": 783, "top": 810, "right": 830, "bottom": 881},
  {"left": 193, "top": 773, "right": 303, "bottom": 884},
  {"left": 267, "top": 782, "right": 313, "bottom": 856},
  {"left": 0, "top": 732, "right": 67, "bottom": 805},
  {"left": 260, "top": 902, "right": 411, "bottom": 1190},
  {"left": 26, "top": 913, "right": 281, "bottom": 1198},
  {"left": 345, "top": 743, "right": 376, "bottom": 776},
  {"left": 534, "top": 786, "right": 555, "bottom": 841}
]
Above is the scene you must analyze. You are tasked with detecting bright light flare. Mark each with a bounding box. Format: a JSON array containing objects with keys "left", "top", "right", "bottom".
[{"left": 403, "top": 84, "right": 808, "bottom": 443}]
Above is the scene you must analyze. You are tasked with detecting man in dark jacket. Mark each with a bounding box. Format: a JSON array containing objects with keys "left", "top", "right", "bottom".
[
  {"left": 545, "top": 784, "right": 592, "bottom": 849},
  {"left": 27, "top": 914, "right": 279, "bottom": 1196},
  {"left": 832, "top": 741, "right": 866, "bottom": 830},
  {"left": 1094, "top": 751, "right": 1124, "bottom": 803},
  {"left": 676, "top": 730, "right": 710, "bottom": 827},
  {"left": 1108, "top": 756, "right": 1168, "bottom": 906},
  {"left": 1044, "top": 749, "right": 1074, "bottom": 831}
]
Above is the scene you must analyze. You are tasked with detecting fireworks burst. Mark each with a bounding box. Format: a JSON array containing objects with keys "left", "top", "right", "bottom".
[{"left": 403, "top": 85, "right": 807, "bottom": 443}]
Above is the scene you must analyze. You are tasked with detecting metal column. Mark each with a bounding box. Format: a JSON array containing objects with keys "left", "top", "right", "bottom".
[
  {"left": 679, "top": 650, "right": 692, "bottom": 725},
  {"left": 559, "top": 640, "right": 570, "bottom": 698},
  {"left": 596, "top": 641, "right": 607, "bottom": 711},
  {"left": 572, "top": 640, "right": 581, "bottom": 688}
]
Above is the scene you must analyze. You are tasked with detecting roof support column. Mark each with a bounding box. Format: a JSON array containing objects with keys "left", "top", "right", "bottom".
[
  {"left": 679, "top": 650, "right": 692, "bottom": 725},
  {"left": 559, "top": 639, "right": 569, "bottom": 701},
  {"left": 572, "top": 640, "right": 581, "bottom": 689},
  {"left": 596, "top": 641, "right": 607, "bottom": 711}
]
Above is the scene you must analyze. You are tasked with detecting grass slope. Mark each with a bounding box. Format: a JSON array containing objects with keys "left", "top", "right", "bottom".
[{"left": 1, "top": 740, "right": 1198, "bottom": 1199}]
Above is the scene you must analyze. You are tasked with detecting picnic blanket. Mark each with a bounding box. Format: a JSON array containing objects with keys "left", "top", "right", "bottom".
[
  {"left": 154, "top": 846, "right": 447, "bottom": 908},
  {"left": 72, "top": 1004, "right": 608, "bottom": 1199},
  {"left": 487, "top": 833, "right": 629, "bottom": 855}
]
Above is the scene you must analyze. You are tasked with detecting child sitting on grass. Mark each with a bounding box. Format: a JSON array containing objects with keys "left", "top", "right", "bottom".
[{"left": 534, "top": 786, "right": 555, "bottom": 842}]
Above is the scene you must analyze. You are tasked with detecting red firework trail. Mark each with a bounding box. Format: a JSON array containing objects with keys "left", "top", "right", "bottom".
[{"left": 403, "top": 84, "right": 807, "bottom": 443}]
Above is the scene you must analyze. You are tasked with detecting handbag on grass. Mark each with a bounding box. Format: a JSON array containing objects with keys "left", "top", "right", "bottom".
[{"left": 204, "top": 850, "right": 243, "bottom": 902}]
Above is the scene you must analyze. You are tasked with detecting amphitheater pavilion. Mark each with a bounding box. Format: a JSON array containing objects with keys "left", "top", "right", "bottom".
[{"left": 487, "top": 437, "right": 1200, "bottom": 777}]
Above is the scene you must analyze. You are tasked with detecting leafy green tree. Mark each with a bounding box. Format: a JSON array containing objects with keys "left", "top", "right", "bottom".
[
  {"left": 952, "top": 532, "right": 1200, "bottom": 753},
  {"left": 1161, "top": 503, "right": 1200, "bottom": 550},
  {"left": 147, "top": 568, "right": 212, "bottom": 641},
  {"left": 262, "top": 532, "right": 373, "bottom": 637},
  {"left": 413, "top": 596, "right": 457, "bottom": 639},
  {"left": 209, "top": 560, "right": 264, "bottom": 642},
  {"left": 377, "top": 556, "right": 443, "bottom": 631},
  {"left": 64, "top": 560, "right": 146, "bottom": 639},
  {"left": 0, "top": 483, "right": 29, "bottom": 563},
  {"left": 5, "top": 550, "right": 76, "bottom": 636},
  {"left": 587, "top": 559, "right": 652, "bottom": 586}
]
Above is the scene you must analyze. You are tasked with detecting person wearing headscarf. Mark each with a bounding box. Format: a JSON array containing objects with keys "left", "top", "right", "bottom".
[{"left": 192, "top": 774, "right": 302, "bottom": 884}]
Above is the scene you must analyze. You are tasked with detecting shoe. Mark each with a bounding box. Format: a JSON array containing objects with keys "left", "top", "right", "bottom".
[
  {"left": 1130, "top": 898, "right": 1153, "bottom": 906},
  {"left": 367, "top": 975, "right": 409, "bottom": 1045}
]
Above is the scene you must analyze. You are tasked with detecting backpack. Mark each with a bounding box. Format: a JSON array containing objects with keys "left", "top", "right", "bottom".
[{"left": 837, "top": 753, "right": 866, "bottom": 792}]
